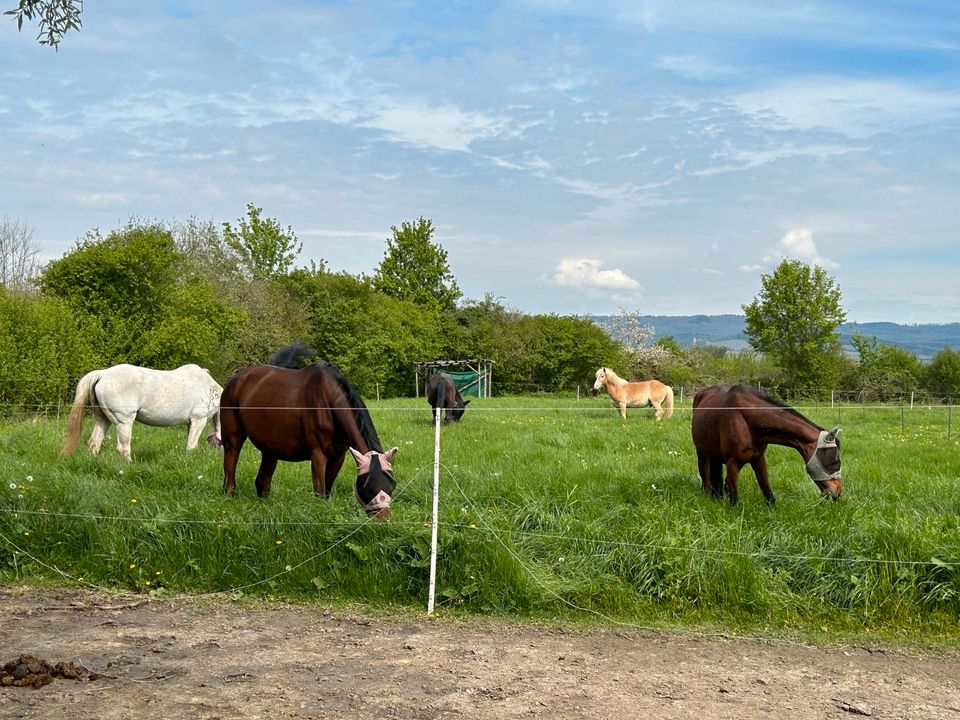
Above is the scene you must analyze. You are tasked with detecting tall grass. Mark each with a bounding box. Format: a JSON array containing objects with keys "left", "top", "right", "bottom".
[{"left": 1, "top": 395, "right": 958, "bottom": 643}]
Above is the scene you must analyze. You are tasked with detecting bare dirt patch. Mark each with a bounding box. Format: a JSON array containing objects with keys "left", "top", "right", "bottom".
[{"left": 1, "top": 585, "right": 958, "bottom": 719}]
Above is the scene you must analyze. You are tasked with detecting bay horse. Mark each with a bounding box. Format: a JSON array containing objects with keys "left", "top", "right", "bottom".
[
  {"left": 593, "top": 367, "right": 674, "bottom": 420},
  {"left": 426, "top": 371, "right": 469, "bottom": 424},
  {"left": 61, "top": 363, "right": 223, "bottom": 462},
  {"left": 691, "top": 384, "right": 842, "bottom": 506},
  {"left": 219, "top": 342, "right": 398, "bottom": 520}
]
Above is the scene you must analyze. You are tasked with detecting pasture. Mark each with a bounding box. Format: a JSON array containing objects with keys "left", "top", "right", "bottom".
[{"left": 1, "top": 395, "right": 959, "bottom": 645}]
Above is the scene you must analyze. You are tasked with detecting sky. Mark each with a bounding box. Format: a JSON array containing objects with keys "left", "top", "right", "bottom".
[{"left": 2, "top": 1, "right": 959, "bottom": 324}]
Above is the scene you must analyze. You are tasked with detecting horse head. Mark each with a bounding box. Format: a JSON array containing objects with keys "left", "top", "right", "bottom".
[
  {"left": 449, "top": 392, "right": 470, "bottom": 422},
  {"left": 806, "top": 427, "right": 842, "bottom": 500},
  {"left": 592, "top": 367, "right": 608, "bottom": 393},
  {"left": 349, "top": 446, "right": 398, "bottom": 521}
]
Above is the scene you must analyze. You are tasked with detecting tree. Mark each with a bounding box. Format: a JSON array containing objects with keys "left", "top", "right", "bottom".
[
  {"left": 222, "top": 204, "right": 304, "bottom": 281},
  {"left": 4, "top": 0, "right": 81, "bottom": 48},
  {"left": 372, "top": 217, "right": 461, "bottom": 315},
  {"left": 851, "top": 333, "right": 921, "bottom": 400},
  {"left": 742, "top": 259, "right": 846, "bottom": 393},
  {"left": 607, "top": 307, "right": 670, "bottom": 378},
  {"left": 0, "top": 216, "right": 42, "bottom": 290},
  {"left": 923, "top": 345, "right": 960, "bottom": 399}
]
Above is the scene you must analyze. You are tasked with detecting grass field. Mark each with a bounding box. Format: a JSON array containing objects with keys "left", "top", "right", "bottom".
[{"left": 1, "top": 394, "right": 958, "bottom": 645}]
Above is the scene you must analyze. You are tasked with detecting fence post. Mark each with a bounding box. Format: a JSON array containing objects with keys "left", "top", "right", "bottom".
[
  {"left": 949, "top": 402, "right": 953, "bottom": 443},
  {"left": 427, "top": 405, "right": 442, "bottom": 616},
  {"left": 680, "top": 386, "right": 684, "bottom": 404},
  {"left": 576, "top": 385, "right": 580, "bottom": 401}
]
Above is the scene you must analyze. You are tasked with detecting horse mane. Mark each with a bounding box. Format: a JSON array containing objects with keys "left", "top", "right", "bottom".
[
  {"left": 268, "top": 341, "right": 317, "bottom": 369},
  {"left": 733, "top": 383, "right": 824, "bottom": 430},
  {"left": 317, "top": 361, "right": 384, "bottom": 453}
]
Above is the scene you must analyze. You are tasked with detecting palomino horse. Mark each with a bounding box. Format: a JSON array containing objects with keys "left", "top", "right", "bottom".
[
  {"left": 593, "top": 367, "right": 674, "bottom": 420},
  {"left": 426, "top": 371, "right": 469, "bottom": 424},
  {"left": 691, "top": 384, "right": 842, "bottom": 506},
  {"left": 219, "top": 342, "right": 398, "bottom": 520},
  {"left": 62, "top": 363, "right": 223, "bottom": 462}
]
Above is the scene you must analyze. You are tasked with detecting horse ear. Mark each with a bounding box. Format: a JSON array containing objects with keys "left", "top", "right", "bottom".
[
  {"left": 464, "top": 400, "right": 471, "bottom": 406},
  {"left": 383, "top": 447, "right": 399, "bottom": 462},
  {"left": 826, "top": 427, "right": 841, "bottom": 442},
  {"left": 348, "top": 447, "right": 365, "bottom": 465}
]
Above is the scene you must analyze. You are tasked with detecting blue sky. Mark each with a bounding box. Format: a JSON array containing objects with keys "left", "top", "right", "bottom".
[{"left": 2, "top": 1, "right": 959, "bottom": 323}]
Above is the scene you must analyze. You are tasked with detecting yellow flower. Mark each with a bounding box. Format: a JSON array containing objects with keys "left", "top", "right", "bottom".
[
  {"left": 275, "top": 539, "right": 283, "bottom": 545},
  {"left": 130, "top": 498, "right": 138, "bottom": 504},
  {"left": 129, "top": 563, "right": 136, "bottom": 569}
]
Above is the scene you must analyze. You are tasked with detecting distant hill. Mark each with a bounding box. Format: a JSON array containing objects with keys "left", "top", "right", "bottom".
[{"left": 592, "top": 314, "right": 960, "bottom": 359}]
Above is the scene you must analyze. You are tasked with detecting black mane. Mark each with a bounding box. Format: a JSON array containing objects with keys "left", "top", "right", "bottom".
[
  {"left": 317, "top": 361, "right": 383, "bottom": 453},
  {"left": 733, "top": 383, "right": 824, "bottom": 431},
  {"left": 268, "top": 341, "right": 317, "bottom": 369}
]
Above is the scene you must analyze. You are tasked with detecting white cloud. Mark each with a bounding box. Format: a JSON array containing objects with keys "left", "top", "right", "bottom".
[
  {"left": 553, "top": 258, "right": 641, "bottom": 289},
  {"left": 360, "top": 101, "right": 507, "bottom": 152},
  {"left": 655, "top": 54, "right": 737, "bottom": 81},
  {"left": 747, "top": 228, "right": 839, "bottom": 271}
]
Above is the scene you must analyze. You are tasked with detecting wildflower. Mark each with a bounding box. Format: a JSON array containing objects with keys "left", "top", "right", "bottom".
[
  {"left": 468, "top": 524, "right": 477, "bottom": 529},
  {"left": 130, "top": 498, "right": 138, "bottom": 504},
  {"left": 144, "top": 580, "right": 151, "bottom": 586},
  {"left": 8, "top": 482, "right": 16, "bottom": 490},
  {"left": 23, "top": 531, "right": 30, "bottom": 536},
  {"left": 275, "top": 539, "right": 283, "bottom": 545},
  {"left": 25, "top": 475, "right": 32, "bottom": 482},
  {"left": 197, "top": 475, "right": 203, "bottom": 480},
  {"left": 285, "top": 565, "right": 292, "bottom": 572},
  {"left": 129, "top": 564, "right": 136, "bottom": 569},
  {"left": 119, "top": 470, "right": 124, "bottom": 475}
]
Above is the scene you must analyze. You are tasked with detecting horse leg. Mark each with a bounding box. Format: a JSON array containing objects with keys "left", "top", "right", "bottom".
[
  {"left": 87, "top": 410, "right": 109, "bottom": 455},
  {"left": 185, "top": 417, "right": 205, "bottom": 450},
  {"left": 254, "top": 455, "right": 279, "bottom": 498},
  {"left": 309, "top": 449, "right": 330, "bottom": 497},
  {"left": 652, "top": 399, "right": 663, "bottom": 420},
  {"left": 724, "top": 460, "right": 741, "bottom": 506},
  {"left": 751, "top": 455, "right": 776, "bottom": 506},
  {"left": 618, "top": 401, "right": 627, "bottom": 420},
  {"left": 696, "top": 451, "right": 713, "bottom": 497},
  {"left": 115, "top": 421, "right": 134, "bottom": 462},
  {"left": 221, "top": 438, "right": 244, "bottom": 495},
  {"left": 321, "top": 452, "right": 345, "bottom": 498}
]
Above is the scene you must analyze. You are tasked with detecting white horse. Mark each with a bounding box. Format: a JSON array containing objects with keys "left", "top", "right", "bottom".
[{"left": 62, "top": 363, "right": 223, "bottom": 461}]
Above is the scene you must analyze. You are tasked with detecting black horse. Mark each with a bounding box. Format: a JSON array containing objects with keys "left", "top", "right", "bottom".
[
  {"left": 426, "top": 371, "right": 469, "bottom": 424},
  {"left": 219, "top": 342, "right": 398, "bottom": 520}
]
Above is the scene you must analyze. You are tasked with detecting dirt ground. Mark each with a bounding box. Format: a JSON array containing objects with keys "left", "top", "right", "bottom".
[{"left": 1, "top": 586, "right": 959, "bottom": 720}]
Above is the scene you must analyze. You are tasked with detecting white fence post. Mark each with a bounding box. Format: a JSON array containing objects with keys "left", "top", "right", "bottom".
[{"left": 427, "top": 405, "right": 442, "bottom": 616}]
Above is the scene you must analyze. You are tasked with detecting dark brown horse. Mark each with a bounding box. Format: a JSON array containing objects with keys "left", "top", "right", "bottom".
[
  {"left": 426, "top": 371, "right": 469, "bottom": 423},
  {"left": 219, "top": 343, "right": 398, "bottom": 520},
  {"left": 691, "top": 384, "right": 842, "bottom": 506}
]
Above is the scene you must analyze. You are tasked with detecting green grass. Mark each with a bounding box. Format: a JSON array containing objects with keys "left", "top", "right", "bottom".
[{"left": 1, "top": 395, "right": 959, "bottom": 646}]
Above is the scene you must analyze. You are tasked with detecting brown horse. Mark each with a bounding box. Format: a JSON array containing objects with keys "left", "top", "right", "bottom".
[
  {"left": 593, "top": 367, "right": 674, "bottom": 420},
  {"left": 219, "top": 343, "right": 398, "bottom": 520},
  {"left": 426, "top": 371, "right": 469, "bottom": 424},
  {"left": 691, "top": 384, "right": 842, "bottom": 506}
]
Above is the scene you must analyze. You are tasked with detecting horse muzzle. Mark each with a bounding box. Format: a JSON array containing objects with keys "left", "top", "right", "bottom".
[{"left": 815, "top": 478, "right": 842, "bottom": 501}]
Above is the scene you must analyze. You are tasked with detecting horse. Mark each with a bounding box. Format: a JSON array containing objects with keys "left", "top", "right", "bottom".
[
  {"left": 593, "top": 367, "right": 674, "bottom": 420},
  {"left": 426, "top": 371, "right": 469, "bottom": 424},
  {"left": 690, "top": 384, "right": 842, "bottom": 506},
  {"left": 219, "top": 342, "right": 398, "bottom": 520},
  {"left": 61, "top": 363, "right": 223, "bottom": 462}
]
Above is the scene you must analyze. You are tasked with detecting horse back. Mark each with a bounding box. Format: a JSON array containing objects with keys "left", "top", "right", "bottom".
[{"left": 426, "top": 372, "right": 455, "bottom": 409}]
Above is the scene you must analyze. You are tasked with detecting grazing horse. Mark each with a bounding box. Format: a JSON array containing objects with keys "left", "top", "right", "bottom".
[
  {"left": 691, "top": 384, "right": 842, "bottom": 506},
  {"left": 61, "top": 363, "right": 223, "bottom": 462},
  {"left": 219, "top": 342, "right": 398, "bottom": 520},
  {"left": 593, "top": 367, "right": 674, "bottom": 420},
  {"left": 426, "top": 371, "right": 469, "bottom": 424}
]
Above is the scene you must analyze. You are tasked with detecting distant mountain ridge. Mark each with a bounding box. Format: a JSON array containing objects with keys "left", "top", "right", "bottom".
[{"left": 592, "top": 314, "right": 960, "bottom": 359}]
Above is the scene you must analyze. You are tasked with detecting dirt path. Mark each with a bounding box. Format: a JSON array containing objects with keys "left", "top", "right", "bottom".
[{"left": 1, "top": 586, "right": 958, "bottom": 720}]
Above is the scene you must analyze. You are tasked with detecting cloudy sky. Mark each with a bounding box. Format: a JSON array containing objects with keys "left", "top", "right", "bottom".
[{"left": 2, "top": 1, "right": 959, "bottom": 323}]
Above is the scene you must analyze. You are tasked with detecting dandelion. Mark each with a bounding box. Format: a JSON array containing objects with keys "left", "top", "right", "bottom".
[
  {"left": 468, "top": 524, "right": 477, "bottom": 529},
  {"left": 197, "top": 475, "right": 203, "bottom": 480},
  {"left": 144, "top": 580, "right": 151, "bottom": 586},
  {"left": 129, "top": 564, "right": 136, "bottom": 569},
  {"left": 156, "top": 571, "right": 162, "bottom": 576},
  {"left": 119, "top": 470, "right": 124, "bottom": 475},
  {"left": 130, "top": 498, "right": 138, "bottom": 504},
  {"left": 275, "top": 539, "right": 283, "bottom": 545},
  {"left": 23, "top": 531, "right": 30, "bottom": 536}
]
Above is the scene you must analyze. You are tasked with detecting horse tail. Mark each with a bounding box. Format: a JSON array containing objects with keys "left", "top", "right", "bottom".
[
  {"left": 61, "top": 370, "right": 99, "bottom": 457},
  {"left": 663, "top": 383, "right": 675, "bottom": 419}
]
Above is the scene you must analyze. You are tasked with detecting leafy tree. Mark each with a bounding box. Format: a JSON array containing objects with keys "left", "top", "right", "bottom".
[
  {"left": 0, "top": 285, "right": 98, "bottom": 412},
  {"left": 222, "top": 203, "right": 304, "bottom": 281},
  {"left": 852, "top": 333, "right": 922, "bottom": 400},
  {"left": 608, "top": 308, "right": 670, "bottom": 378},
  {"left": 4, "top": 0, "right": 81, "bottom": 48},
  {"left": 743, "top": 259, "right": 846, "bottom": 393},
  {"left": 923, "top": 345, "right": 960, "bottom": 399},
  {"left": 39, "top": 221, "right": 243, "bottom": 372},
  {"left": 372, "top": 217, "right": 461, "bottom": 315},
  {"left": 0, "top": 216, "right": 42, "bottom": 290}
]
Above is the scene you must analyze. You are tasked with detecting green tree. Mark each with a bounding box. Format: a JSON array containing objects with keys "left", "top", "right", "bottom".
[
  {"left": 923, "top": 345, "right": 960, "bottom": 399},
  {"left": 39, "top": 221, "right": 243, "bottom": 372},
  {"left": 4, "top": 0, "right": 81, "bottom": 48},
  {"left": 222, "top": 204, "right": 304, "bottom": 281},
  {"left": 852, "top": 333, "right": 921, "bottom": 400},
  {"left": 372, "top": 217, "right": 461, "bottom": 315},
  {"left": 743, "top": 259, "right": 846, "bottom": 394}
]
